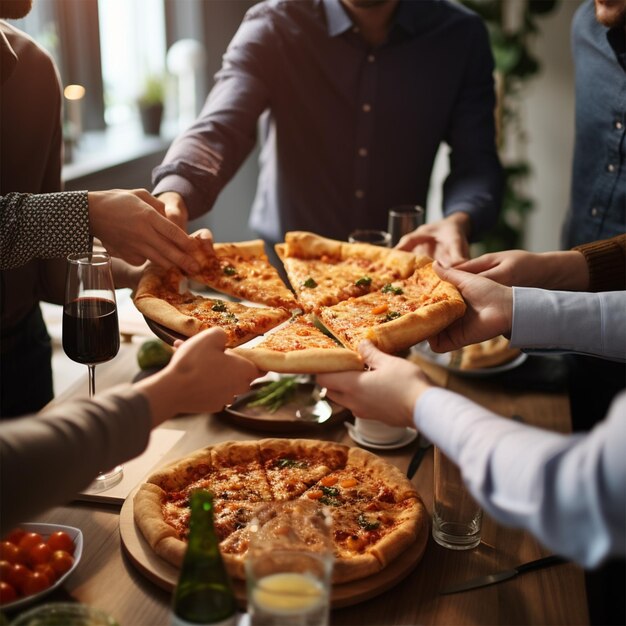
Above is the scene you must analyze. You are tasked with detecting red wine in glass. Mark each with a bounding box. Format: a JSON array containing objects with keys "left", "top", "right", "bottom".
[
  {"left": 63, "top": 297, "right": 120, "bottom": 366},
  {"left": 63, "top": 252, "right": 123, "bottom": 492}
]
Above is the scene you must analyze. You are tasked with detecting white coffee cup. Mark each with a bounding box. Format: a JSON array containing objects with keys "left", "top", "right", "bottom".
[{"left": 353, "top": 417, "right": 405, "bottom": 445}]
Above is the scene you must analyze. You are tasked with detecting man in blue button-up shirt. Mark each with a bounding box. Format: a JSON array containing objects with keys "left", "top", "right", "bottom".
[
  {"left": 562, "top": 0, "right": 625, "bottom": 249},
  {"left": 153, "top": 0, "right": 502, "bottom": 267},
  {"left": 561, "top": 3, "right": 625, "bottom": 622}
]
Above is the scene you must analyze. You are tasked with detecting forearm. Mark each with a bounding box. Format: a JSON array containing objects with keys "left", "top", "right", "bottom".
[
  {"left": 414, "top": 388, "right": 626, "bottom": 567},
  {"left": 0, "top": 191, "right": 90, "bottom": 270},
  {"left": 511, "top": 288, "right": 626, "bottom": 361},
  {"left": 0, "top": 385, "right": 151, "bottom": 532},
  {"left": 531, "top": 251, "right": 589, "bottom": 290}
]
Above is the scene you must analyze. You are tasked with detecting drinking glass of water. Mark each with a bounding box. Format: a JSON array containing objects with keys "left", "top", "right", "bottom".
[
  {"left": 246, "top": 501, "right": 334, "bottom": 626},
  {"left": 387, "top": 205, "right": 425, "bottom": 246}
]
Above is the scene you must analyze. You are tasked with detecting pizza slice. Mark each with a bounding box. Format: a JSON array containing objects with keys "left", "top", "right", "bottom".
[
  {"left": 133, "top": 264, "right": 289, "bottom": 346},
  {"left": 276, "top": 231, "right": 416, "bottom": 312},
  {"left": 232, "top": 315, "right": 363, "bottom": 373},
  {"left": 299, "top": 447, "right": 423, "bottom": 583},
  {"left": 317, "top": 259, "right": 466, "bottom": 354},
  {"left": 258, "top": 438, "right": 348, "bottom": 501},
  {"left": 190, "top": 239, "right": 299, "bottom": 311}
]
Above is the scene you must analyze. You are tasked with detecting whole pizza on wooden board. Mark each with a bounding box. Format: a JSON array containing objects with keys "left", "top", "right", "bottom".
[
  {"left": 133, "top": 439, "right": 428, "bottom": 584},
  {"left": 133, "top": 232, "right": 466, "bottom": 371}
]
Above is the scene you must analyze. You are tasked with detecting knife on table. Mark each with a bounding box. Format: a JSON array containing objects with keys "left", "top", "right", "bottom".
[
  {"left": 439, "top": 555, "right": 568, "bottom": 595},
  {"left": 406, "top": 434, "right": 432, "bottom": 479}
]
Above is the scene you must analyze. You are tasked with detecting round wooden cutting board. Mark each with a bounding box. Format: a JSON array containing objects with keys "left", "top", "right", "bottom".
[{"left": 119, "top": 491, "right": 429, "bottom": 609}]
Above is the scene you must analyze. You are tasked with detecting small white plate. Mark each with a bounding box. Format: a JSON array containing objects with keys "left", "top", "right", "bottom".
[
  {"left": 345, "top": 422, "right": 418, "bottom": 450},
  {"left": 1, "top": 523, "right": 83, "bottom": 612},
  {"left": 411, "top": 341, "right": 528, "bottom": 377}
]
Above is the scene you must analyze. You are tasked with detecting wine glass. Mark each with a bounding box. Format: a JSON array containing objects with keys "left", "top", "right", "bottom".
[{"left": 62, "top": 252, "right": 123, "bottom": 491}]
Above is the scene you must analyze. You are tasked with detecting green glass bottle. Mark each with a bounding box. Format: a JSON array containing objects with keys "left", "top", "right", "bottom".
[{"left": 171, "top": 490, "right": 238, "bottom": 626}]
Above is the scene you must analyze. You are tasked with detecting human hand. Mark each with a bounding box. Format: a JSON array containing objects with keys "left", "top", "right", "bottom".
[
  {"left": 427, "top": 262, "right": 513, "bottom": 353},
  {"left": 88, "top": 189, "right": 199, "bottom": 274},
  {"left": 137, "top": 328, "right": 262, "bottom": 424},
  {"left": 189, "top": 228, "right": 215, "bottom": 261},
  {"left": 395, "top": 213, "right": 471, "bottom": 266},
  {"left": 317, "top": 341, "right": 432, "bottom": 428},
  {"left": 157, "top": 191, "right": 189, "bottom": 229},
  {"left": 455, "top": 249, "right": 590, "bottom": 290}
]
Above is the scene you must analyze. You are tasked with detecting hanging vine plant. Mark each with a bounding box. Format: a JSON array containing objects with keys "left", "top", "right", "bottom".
[{"left": 461, "top": 0, "right": 560, "bottom": 252}]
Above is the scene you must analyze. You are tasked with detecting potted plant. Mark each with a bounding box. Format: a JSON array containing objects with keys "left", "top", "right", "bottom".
[{"left": 138, "top": 75, "right": 165, "bottom": 136}]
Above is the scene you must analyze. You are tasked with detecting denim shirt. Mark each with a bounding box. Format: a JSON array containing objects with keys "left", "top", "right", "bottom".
[
  {"left": 153, "top": 0, "right": 502, "bottom": 244},
  {"left": 562, "top": 0, "right": 626, "bottom": 249}
]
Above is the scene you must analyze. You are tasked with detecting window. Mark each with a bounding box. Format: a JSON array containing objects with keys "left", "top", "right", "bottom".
[
  {"left": 98, "top": 0, "right": 166, "bottom": 127},
  {"left": 15, "top": 0, "right": 167, "bottom": 132}
]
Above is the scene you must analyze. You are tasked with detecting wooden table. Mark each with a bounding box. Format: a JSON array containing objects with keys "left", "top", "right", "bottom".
[{"left": 17, "top": 344, "right": 589, "bottom": 625}]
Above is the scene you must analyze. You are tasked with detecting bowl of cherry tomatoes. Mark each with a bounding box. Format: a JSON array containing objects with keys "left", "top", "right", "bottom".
[{"left": 0, "top": 523, "right": 83, "bottom": 611}]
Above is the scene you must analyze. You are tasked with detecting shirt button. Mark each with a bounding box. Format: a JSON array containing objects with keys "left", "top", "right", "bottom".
[
  {"left": 358, "top": 148, "right": 368, "bottom": 157},
  {"left": 615, "top": 120, "right": 623, "bottom": 130},
  {"left": 590, "top": 207, "right": 599, "bottom": 217},
  {"left": 362, "top": 103, "right": 371, "bottom": 113},
  {"left": 607, "top": 163, "right": 616, "bottom": 173},
  {"left": 367, "top": 54, "right": 375, "bottom": 63},
  {"left": 355, "top": 189, "right": 365, "bottom": 199}
]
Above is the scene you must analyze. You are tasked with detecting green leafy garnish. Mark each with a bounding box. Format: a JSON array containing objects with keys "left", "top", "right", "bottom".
[
  {"left": 319, "top": 496, "right": 340, "bottom": 507},
  {"left": 303, "top": 277, "right": 318, "bottom": 289},
  {"left": 245, "top": 376, "right": 298, "bottom": 413},
  {"left": 357, "top": 513, "right": 380, "bottom": 531},
  {"left": 223, "top": 265, "right": 237, "bottom": 276},
  {"left": 384, "top": 311, "right": 401, "bottom": 322},
  {"left": 276, "top": 458, "right": 309, "bottom": 469},
  {"left": 355, "top": 276, "right": 372, "bottom": 288},
  {"left": 382, "top": 283, "right": 404, "bottom": 295},
  {"left": 211, "top": 301, "right": 227, "bottom": 312},
  {"left": 321, "top": 486, "right": 339, "bottom": 497}
]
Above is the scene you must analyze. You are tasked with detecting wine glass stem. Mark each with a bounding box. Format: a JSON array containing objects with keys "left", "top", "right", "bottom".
[{"left": 88, "top": 365, "right": 96, "bottom": 398}]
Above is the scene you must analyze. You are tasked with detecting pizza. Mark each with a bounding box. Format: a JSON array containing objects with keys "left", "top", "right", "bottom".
[
  {"left": 190, "top": 239, "right": 299, "bottom": 311},
  {"left": 317, "top": 257, "right": 466, "bottom": 354},
  {"left": 133, "top": 264, "right": 289, "bottom": 346},
  {"left": 449, "top": 336, "right": 521, "bottom": 370},
  {"left": 133, "top": 232, "right": 466, "bottom": 371},
  {"left": 233, "top": 315, "right": 363, "bottom": 373},
  {"left": 276, "top": 231, "right": 416, "bottom": 312},
  {"left": 133, "top": 439, "right": 427, "bottom": 584}
]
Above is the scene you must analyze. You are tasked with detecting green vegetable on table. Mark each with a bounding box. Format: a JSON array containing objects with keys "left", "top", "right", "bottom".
[{"left": 245, "top": 376, "right": 299, "bottom": 413}]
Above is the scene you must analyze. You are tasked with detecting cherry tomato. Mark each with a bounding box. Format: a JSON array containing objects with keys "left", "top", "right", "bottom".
[
  {"left": 18, "top": 532, "right": 43, "bottom": 553},
  {"left": 46, "top": 531, "right": 74, "bottom": 553},
  {"left": 0, "top": 560, "right": 12, "bottom": 582},
  {"left": 3, "top": 528, "right": 26, "bottom": 546},
  {"left": 0, "top": 542, "right": 19, "bottom": 564},
  {"left": 35, "top": 563, "right": 57, "bottom": 585},
  {"left": 29, "top": 542, "right": 52, "bottom": 566},
  {"left": 10, "top": 563, "right": 31, "bottom": 593},
  {"left": 0, "top": 581, "right": 17, "bottom": 604},
  {"left": 50, "top": 550, "right": 74, "bottom": 576},
  {"left": 22, "top": 571, "right": 50, "bottom": 596}
]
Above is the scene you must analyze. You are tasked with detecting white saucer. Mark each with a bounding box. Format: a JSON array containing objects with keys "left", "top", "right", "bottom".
[{"left": 344, "top": 422, "right": 418, "bottom": 450}]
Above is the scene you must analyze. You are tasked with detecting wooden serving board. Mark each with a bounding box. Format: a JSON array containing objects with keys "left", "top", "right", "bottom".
[{"left": 119, "top": 491, "right": 428, "bottom": 609}]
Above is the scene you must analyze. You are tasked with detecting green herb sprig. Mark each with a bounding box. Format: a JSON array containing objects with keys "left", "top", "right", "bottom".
[{"left": 246, "top": 376, "right": 298, "bottom": 413}]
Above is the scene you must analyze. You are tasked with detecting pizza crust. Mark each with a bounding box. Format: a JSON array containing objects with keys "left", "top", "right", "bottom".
[
  {"left": 235, "top": 345, "right": 363, "bottom": 373},
  {"left": 133, "top": 294, "right": 203, "bottom": 337}
]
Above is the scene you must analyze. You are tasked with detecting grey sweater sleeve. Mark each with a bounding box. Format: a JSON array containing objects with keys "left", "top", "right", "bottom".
[
  {"left": 0, "top": 385, "right": 152, "bottom": 531},
  {"left": 510, "top": 288, "right": 626, "bottom": 362}
]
